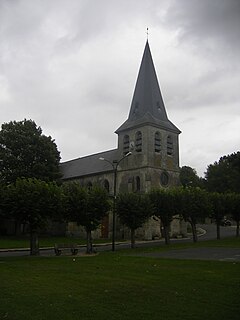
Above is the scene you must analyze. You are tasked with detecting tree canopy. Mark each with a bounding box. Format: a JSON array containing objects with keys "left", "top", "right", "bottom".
[
  {"left": 176, "top": 187, "right": 211, "bottom": 242},
  {"left": 1, "top": 178, "right": 63, "bottom": 254},
  {"left": 116, "top": 193, "right": 153, "bottom": 248},
  {"left": 205, "top": 152, "right": 240, "bottom": 193},
  {"left": 63, "top": 183, "right": 110, "bottom": 253},
  {"left": 179, "top": 166, "right": 203, "bottom": 188},
  {"left": 149, "top": 189, "right": 176, "bottom": 244},
  {"left": 0, "top": 119, "right": 61, "bottom": 184}
]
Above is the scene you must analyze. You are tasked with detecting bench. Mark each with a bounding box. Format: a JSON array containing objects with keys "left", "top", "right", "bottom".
[{"left": 54, "top": 243, "right": 78, "bottom": 256}]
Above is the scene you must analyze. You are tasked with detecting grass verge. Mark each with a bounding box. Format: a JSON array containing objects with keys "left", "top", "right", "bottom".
[
  {"left": 0, "top": 235, "right": 112, "bottom": 249},
  {"left": 0, "top": 238, "right": 240, "bottom": 320}
]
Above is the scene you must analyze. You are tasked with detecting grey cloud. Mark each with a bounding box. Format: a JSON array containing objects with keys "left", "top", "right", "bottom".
[
  {"left": 0, "top": 0, "right": 239, "bottom": 177},
  {"left": 167, "top": 0, "right": 240, "bottom": 53}
]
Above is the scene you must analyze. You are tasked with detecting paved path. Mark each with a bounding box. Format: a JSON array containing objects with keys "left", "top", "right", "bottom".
[
  {"left": 137, "top": 247, "right": 240, "bottom": 262},
  {"left": 0, "top": 225, "right": 239, "bottom": 261}
]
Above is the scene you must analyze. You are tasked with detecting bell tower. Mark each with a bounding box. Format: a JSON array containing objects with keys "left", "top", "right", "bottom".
[{"left": 115, "top": 41, "right": 181, "bottom": 192}]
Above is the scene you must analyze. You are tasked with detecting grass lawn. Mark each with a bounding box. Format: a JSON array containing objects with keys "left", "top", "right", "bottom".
[
  {"left": 0, "top": 235, "right": 112, "bottom": 249},
  {"left": 0, "top": 238, "right": 240, "bottom": 320}
]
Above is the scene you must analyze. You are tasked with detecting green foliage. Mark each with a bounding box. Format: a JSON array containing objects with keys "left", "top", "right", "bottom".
[
  {"left": 205, "top": 152, "right": 240, "bottom": 193},
  {"left": 0, "top": 119, "right": 61, "bottom": 184},
  {"left": 225, "top": 193, "right": 240, "bottom": 237},
  {"left": 63, "top": 183, "right": 110, "bottom": 232},
  {"left": 63, "top": 183, "right": 110, "bottom": 253},
  {"left": 1, "top": 178, "right": 63, "bottom": 230},
  {"left": 116, "top": 193, "right": 152, "bottom": 230},
  {"left": 172, "top": 187, "right": 211, "bottom": 242},
  {"left": 1, "top": 178, "right": 63, "bottom": 254},
  {"left": 62, "top": 182, "right": 88, "bottom": 225},
  {"left": 116, "top": 193, "right": 153, "bottom": 248},
  {"left": 84, "top": 186, "right": 111, "bottom": 232},
  {"left": 149, "top": 189, "right": 177, "bottom": 244},
  {"left": 149, "top": 189, "right": 175, "bottom": 226},
  {"left": 208, "top": 192, "right": 227, "bottom": 224},
  {"left": 179, "top": 166, "right": 204, "bottom": 188},
  {"left": 177, "top": 187, "right": 211, "bottom": 225}
]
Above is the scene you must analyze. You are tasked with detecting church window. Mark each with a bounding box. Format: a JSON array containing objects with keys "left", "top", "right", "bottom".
[
  {"left": 154, "top": 131, "right": 161, "bottom": 152},
  {"left": 135, "top": 131, "right": 142, "bottom": 152},
  {"left": 136, "top": 176, "right": 141, "bottom": 192},
  {"left": 167, "top": 135, "right": 173, "bottom": 156},
  {"left": 103, "top": 179, "right": 110, "bottom": 193},
  {"left": 123, "top": 135, "right": 130, "bottom": 155},
  {"left": 160, "top": 172, "right": 169, "bottom": 187}
]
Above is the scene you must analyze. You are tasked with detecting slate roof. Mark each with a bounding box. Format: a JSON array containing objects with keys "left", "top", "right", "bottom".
[
  {"left": 61, "top": 41, "right": 181, "bottom": 181},
  {"left": 116, "top": 41, "right": 181, "bottom": 134},
  {"left": 60, "top": 149, "right": 118, "bottom": 180}
]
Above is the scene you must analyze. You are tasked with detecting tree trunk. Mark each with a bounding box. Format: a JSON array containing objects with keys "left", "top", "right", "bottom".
[
  {"left": 30, "top": 229, "right": 39, "bottom": 256},
  {"left": 236, "top": 220, "right": 239, "bottom": 237},
  {"left": 86, "top": 230, "right": 93, "bottom": 254},
  {"left": 163, "top": 225, "right": 170, "bottom": 245},
  {"left": 130, "top": 228, "right": 135, "bottom": 248},
  {"left": 189, "top": 220, "right": 198, "bottom": 243},
  {"left": 216, "top": 223, "right": 221, "bottom": 240},
  {"left": 160, "top": 223, "right": 165, "bottom": 238},
  {"left": 14, "top": 220, "right": 22, "bottom": 236}
]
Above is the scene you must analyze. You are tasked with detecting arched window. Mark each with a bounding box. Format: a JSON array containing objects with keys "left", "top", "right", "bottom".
[
  {"left": 135, "top": 131, "right": 142, "bottom": 152},
  {"left": 160, "top": 171, "right": 169, "bottom": 187},
  {"left": 103, "top": 179, "right": 110, "bottom": 193},
  {"left": 123, "top": 135, "right": 130, "bottom": 155},
  {"left": 155, "top": 131, "right": 161, "bottom": 153},
  {"left": 167, "top": 135, "right": 173, "bottom": 156},
  {"left": 136, "top": 176, "right": 141, "bottom": 192}
]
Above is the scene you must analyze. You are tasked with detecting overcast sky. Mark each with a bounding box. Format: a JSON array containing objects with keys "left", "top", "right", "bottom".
[{"left": 0, "top": 0, "right": 239, "bottom": 177}]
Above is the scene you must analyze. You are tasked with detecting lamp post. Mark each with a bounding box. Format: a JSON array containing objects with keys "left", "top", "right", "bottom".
[{"left": 99, "top": 152, "right": 131, "bottom": 251}]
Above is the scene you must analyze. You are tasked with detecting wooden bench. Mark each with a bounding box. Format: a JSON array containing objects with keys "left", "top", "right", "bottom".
[{"left": 54, "top": 243, "right": 78, "bottom": 256}]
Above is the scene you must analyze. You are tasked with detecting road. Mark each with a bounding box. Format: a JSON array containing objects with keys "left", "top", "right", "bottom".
[{"left": 0, "top": 224, "right": 238, "bottom": 258}]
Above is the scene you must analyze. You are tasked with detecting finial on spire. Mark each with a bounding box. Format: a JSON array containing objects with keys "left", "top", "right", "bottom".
[{"left": 146, "top": 27, "right": 149, "bottom": 41}]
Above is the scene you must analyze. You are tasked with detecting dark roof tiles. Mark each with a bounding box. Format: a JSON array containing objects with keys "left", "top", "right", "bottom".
[
  {"left": 116, "top": 41, "right": 180, "bottom": 134},
  {"left": 60, "top": 149, "right": 118, "bottom": 180}
]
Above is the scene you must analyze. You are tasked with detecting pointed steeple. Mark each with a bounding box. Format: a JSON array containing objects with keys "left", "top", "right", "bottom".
[{"left": 116, "top": 41, "right": 180, "bottom": 134}]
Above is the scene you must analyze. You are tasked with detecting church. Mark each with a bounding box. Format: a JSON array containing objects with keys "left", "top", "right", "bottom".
[{"left": 60, "top": 40, "right": 183, "bottom": 240}]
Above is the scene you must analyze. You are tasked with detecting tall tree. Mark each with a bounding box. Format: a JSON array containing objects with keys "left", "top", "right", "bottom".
[
  {"left": 208, "top": 192, "right": 228, "bottom": 240},
  {"left": 63, "top": 183, "right": 110, "bottom": 253},
  {"left": 116, "top": 193, "right": 153, "bottom": 248},
  {"left": 205, "top": 152, "right": 240, "bottom": 193},
  {"left": 149, "top": 189, "right": 175, "bottom": 245},
  {"left": 179, "top": 166, "right": 203, "bottom": 188},
  {"left": 177, "top": 187, "right": 211, "bottom": 242},
  {"left": 1, "top": 178, "right": 63, "bottom": 255},
  {"left": 0, "top": 119, "right": 61, "bottom": 184},
  {"left": 226, "top": 193, "right": 240, "bottom": 237}
]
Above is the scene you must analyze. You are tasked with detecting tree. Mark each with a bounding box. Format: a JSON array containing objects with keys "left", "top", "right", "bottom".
[
  {"left": 63, "top": 183, "right": 110, "bottom": 253},
  {"left": 116, "top": 193, "right": 153, "bottom": 248},
  {"left": 208, "top": 192, "right": 228, "bottom": 240},
  {"left": 1, "top": 178, "right": 63, "bottom": 255},
  {"left": 177, "top": 187, "right": 211, "bottom": 242},
  {"left": 180, "top": 166, "right": 203, "bottom": 188},
  {"left": 226, "top": 193, "right": 240, "bottom": 237},
  {"left": 149, "top": 189, "right": 176, "bottom": 245},
  {"left": 205, "top": 152, "right": 240, "bottom": 193},
  {"left": 0, "top": 119, "right": 61, "bottom": 184}
]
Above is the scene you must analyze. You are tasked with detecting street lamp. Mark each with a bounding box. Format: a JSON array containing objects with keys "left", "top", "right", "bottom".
[{"left": 99, "top": 152, "right": 131, "bottom": 251}]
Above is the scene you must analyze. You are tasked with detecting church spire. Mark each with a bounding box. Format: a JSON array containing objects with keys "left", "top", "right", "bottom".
[{"left": 116, "top": 41, "right": 180, "bottom": 134}]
